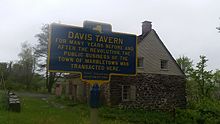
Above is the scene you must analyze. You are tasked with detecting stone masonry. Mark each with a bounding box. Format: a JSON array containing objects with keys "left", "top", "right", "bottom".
[{"left": 102, "top": 73, "right": 186, "bottom": 111}]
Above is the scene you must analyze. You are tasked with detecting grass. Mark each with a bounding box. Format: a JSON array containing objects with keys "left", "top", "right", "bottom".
[
  {"left": 0, "top": 91, "right": 140, "bottom": 124},
  {"left": 5, "top": 91, "right": 220, "bottom": 124},
  {"left": 0, "top": 96, "right": 89, "bottom": 124},
  {"left": 99, "top": 107, "right": 173, "bottom": 124}
]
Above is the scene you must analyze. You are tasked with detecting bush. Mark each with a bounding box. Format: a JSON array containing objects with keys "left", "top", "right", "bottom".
[
  {"left": 0, "top": 91, "right": 8, "bottom": 110},
  {"left": 5, "top": 81, "right": 26, "bottom": 91},
  {"left": 175, "top": 98, "right": 220, "bottom": 124},
  {"left": 99, "top": 107, "right": 173, "bottom": 124},
  {"left": 175, "top": 109, "right": 199, "bottom": 124}
]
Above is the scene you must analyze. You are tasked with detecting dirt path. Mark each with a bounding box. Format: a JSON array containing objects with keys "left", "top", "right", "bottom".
[
  {"left": 15, "top": 91, "right": 66, "bottom": 109},
  {"left": 15, "top": 91, "right": 52, "bottom": 99}
]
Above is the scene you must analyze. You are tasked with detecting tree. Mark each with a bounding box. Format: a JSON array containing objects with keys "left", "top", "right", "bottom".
[
  {"left": 34, "top": 24, "right": 59, "bottom": 93},
  {"left": 176, "top": 56, "right": 197, "bottom": 101},
  {"left": 0, "top": 62, "right": 8, "bottom": 79},
  {"left": 214, "top": 70, "right": 220, "bottom": 87},
  {"left": 18, "top": 41, "right": 35, "bottom": 89},
  {"left": 191, "top": 55, "right": 214, "bottom": 98},
  {"left": 0, "top": 62, "right": 8, "bottom": 90},
  {"left": 34, "top": 24, "right": 49, "bottom": 62},
  {"left": 176, "top": 55, "right": 193, "bottom": 77},
  {"left": 8, "top": 62, "right": 23, "bottom": 84}
]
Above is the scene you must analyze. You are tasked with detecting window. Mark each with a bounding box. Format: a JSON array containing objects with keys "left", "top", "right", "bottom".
[
  {"left": 122, "top": 85, "right": 130, "bottom": 101},
  {"left": 137, "top": 57, "right": 144, "bottom": 67},
  {"left": 161, "top": 60, "right": 168, "bottom": 70},
  {"left": 122, "top": 85, "right": 136, "bottom": 101}
]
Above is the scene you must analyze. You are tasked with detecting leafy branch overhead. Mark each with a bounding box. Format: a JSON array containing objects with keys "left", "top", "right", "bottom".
[{"left": 34, "top": 24, "right": 49, "bottom": 58}]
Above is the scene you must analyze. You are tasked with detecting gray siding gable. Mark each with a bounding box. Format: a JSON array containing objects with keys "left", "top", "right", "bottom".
[{"left": 137, "top": 30, "right": 184, "bottom": 76}]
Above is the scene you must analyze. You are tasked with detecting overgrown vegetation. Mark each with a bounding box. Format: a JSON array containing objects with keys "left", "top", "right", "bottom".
[
  {"left": 3, "top": 91, "right": 220, "bottom": 124},
  {"left": 0, "top": 25, "right": 54, "bottom": 92},
  {"left": 0, "top": 91, "right": 8, "bottom": 111},
  {"left": 177, "top": 55, "right": 220, "bottom": 100},
  {"left": 0, "top": 91, "right": 176, "bottom": 124},
  {"left": 176, "top": 55, "right": 220, "bottom": 124},
  {"left": 99, "top": 107, "right": 173, "bottom": 124},
  {"left": 0, "top": 94, "right": 89, "bottom": 124},
  {"left": 34, "top": 24, "right": 62, "bottom": 93}
]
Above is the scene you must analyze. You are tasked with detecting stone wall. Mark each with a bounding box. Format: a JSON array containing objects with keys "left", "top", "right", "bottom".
[
  {"left": 100, "top": 83, "right": 110, "bottom": 106},
  {"left": 108, "top": 73, "right": 186, "bottom": 110}
]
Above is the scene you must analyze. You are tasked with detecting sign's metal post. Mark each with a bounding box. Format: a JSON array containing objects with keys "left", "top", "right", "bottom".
[
  {"left": 90, "top": 84, "right": 100, "bottom": 124},
  {"left": 91, "top": 107, "right": 98, "bottom": 124}
]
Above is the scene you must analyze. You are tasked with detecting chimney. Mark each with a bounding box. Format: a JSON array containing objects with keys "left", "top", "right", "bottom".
[{"left": 142, "top": 21, "right": 152, "bottom": 35}]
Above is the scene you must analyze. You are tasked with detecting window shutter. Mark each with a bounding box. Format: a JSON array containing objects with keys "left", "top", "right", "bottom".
[{"left": 130, "top": 85, "right": 136, "bottom": 101}]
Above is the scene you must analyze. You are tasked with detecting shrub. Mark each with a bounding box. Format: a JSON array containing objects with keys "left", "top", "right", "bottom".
[
  {"left": 175, "top": 98, "right": 220, "bottom": 124},
  {"left": 99, "top": 107, "right": 173, "bottom": 124},
  {"left": 0, "top": 91, "right": 8, "bottom": 110}
]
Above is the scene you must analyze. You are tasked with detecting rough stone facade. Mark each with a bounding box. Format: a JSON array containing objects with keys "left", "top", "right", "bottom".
[{"left": 106, "top": 73, "right": 186, "bottom": 110}]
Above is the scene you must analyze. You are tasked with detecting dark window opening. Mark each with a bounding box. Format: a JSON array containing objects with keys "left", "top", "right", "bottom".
[
  {"left": 122, "top": 85, "right": 136, "bottom": 101},
  {"left": 137, "top": 57, "right": 144, "bottom": 67},
  {"left": 161, "top": 60, "right": 168, "bottom": 70}
]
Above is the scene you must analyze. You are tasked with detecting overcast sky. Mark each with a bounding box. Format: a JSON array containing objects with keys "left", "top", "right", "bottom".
[{"left": 0, "top": 0, "right": 220, "bottom": 70}]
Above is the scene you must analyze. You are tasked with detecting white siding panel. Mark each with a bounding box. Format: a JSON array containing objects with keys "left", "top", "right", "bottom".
[{"left": 137, "top": 30, "right": 183, "bottom": 76}]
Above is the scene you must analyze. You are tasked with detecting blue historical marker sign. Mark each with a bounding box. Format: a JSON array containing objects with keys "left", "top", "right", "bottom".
[{"left": 48, "top": 23, "right": 136, "bottom": 82}]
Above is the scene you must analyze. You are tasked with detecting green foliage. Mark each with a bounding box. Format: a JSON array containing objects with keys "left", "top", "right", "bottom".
[
  {"left": 34, "top": 24, "right": 49, "bottom": 59},
  {"left": 0, "top": 92, "right": 142, "bottom": 124},
  {"left": 99, "top": 107, "right": 173, "bottom": 124},
  {"left": 5, "top": 81, "right": 26, "bottom": 91},
  {"left": 0, "top": 91, "right": 89, "bottom": 124},
  {"left": 191, "top": 55, "right": 215, "bottom": 98},
  {"left": 1, "top": 71, "right": 45, "bottom": 92},
  {"left": 0, "top": 43, "right": 46, "bottom": 91},
  {"left": 0, "top": 91, "right": 8, "bottom": 110},
  {"left": 3, "top": 90, "right": 220, "bottom": 124},
  {"left": 29, "top": 74, "right": 46, "bottom": 91},
  {"left": 175, "top": 109, "right": 199, "bottom": 124},
  {"left": 186, "top": 79, "right": 199, "bottom": 101},
  {"left": 176, "top": 98, "right": 220, "bottom": 124},
  {"left": 180, "top": 55, "right": 217, "bottom": 101},
  {"left": 177, "top": 55, "right": 220, "bottom": 123},
  {"left": 3, "top": 73, "right": 45, "bottom": 92},
  {"left": 176, "top": 55, "right": 193, "bottom": 77},
  {"left": 34, "top": 24, "right": 58, "bottom": 93},
  {"left": 1, "top": 42, "right": 39, "bottom": 91},
  {"left": 0, "top": 63, "right": 8, "bottom": 80},
  {"left": 18, "top": 41, "right": 36, "bottom": 89},
  {"left": 214, "top": 70, "right": 220, "bottom": 87}
]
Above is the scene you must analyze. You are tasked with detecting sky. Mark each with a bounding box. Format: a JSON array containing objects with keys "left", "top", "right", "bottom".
[{"left": 0, "top": 0, "right": 220, "bottom": 70}]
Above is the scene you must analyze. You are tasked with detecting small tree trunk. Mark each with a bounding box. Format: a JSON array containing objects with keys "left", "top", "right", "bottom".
[
  {"left": 46, "top": 70, "right": 49, "bottom": 89},
  {"left": 48, "top": 82, "right": 52, "bottom": 93},
  {"left": 48, "top": 72, "right": 55, "bottom": 93}
]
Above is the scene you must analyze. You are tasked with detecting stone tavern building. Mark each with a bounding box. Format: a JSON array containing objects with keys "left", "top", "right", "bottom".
[{"left": 65, "top": 21, "right": 186, "bottom": 110}]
